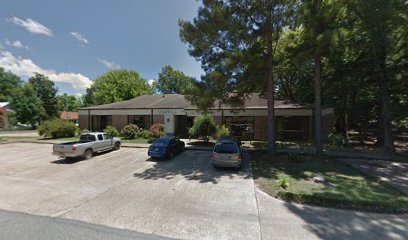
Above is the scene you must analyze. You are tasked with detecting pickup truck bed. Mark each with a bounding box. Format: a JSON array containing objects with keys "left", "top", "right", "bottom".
[{"left": 53, "top": 132, "right": 121, "bottom": 159}]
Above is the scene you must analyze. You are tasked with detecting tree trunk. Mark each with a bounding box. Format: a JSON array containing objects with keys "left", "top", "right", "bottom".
[
  {"left": 379, "top": 55, "right": 393, "bottom": 154},
  {"left": 266, "top": 10, "right": 276, "bottom": 155},
  {"left": 314, "top": 0, "right": 323, "bottom": 160}
]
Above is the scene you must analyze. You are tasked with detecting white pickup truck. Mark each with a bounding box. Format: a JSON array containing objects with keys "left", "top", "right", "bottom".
[{"left": 53, "top": 132, "right": 121, "bottom": 159}]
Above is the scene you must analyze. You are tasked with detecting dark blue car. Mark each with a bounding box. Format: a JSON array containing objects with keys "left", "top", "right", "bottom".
[{"left": 148, "top": 137, "right": 185, "bottom": 159}]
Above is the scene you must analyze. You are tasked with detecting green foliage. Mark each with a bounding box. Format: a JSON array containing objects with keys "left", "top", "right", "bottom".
[
  {"left": 11, "top": 84, "right": 47, "bottom": 126},
  {"left": 148, "top": 123, "right": 165, "bottom": 142},
  {"left": 0, "top": 67, "right": 22, "bottom": 102},
  {"left": 328, "top": 133, "right": 350, "bottom": 147},
  {"left": 103, "top": 126, "right": 119, "bottom": 137},
  {"left": 28, "top": 74, "right": 59, "bottom": 119},
  {"left": 154, "top": 65, "right": 195, "bottom": 94},
  {"left": 76, "top": 128, "right": 89, "bottom": 135},
  {"left": 57, "top": 94, "right": 81, "bottom": 112},
  {"left": 80, "top": 129, "right": 90, "bottom": 134},
  {"left": 278, "top": 177, "right": 290, "bottom": 189},
  {"left": 188, "top": 115, "right": 217, "bottom": 141},
  {"left": 286, "top": 152, "right": 301, "bottom": 163},
  {"left": 38, "top": 119, "right": 78, "bottom": 139},
  {"left": 83, "top": 69, "right": 154, "bottom": 106},
  {"left": 214, "top": 124, "right": 230, "bottom": 139},
  {"left": 120, "top": 124, "right": 140, "bottom": 139},
  {"left": 140, "top": 129, "right": 151, "bottom": 139}
]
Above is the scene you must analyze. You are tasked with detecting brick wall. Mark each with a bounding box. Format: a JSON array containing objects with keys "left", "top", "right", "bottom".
[
  {"left": 111, "top": 115, "right": 128, "bottom": 130},
  {"left": 254, "top": 116, "right": 268, "bottom": 141},
  {"left": 78, "top": 115, "right": 89, "bottom": 130}
]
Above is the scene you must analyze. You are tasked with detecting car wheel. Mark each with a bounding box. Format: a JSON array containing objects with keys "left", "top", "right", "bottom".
[
  {"left": 84, "top": 149, "right": 93, "bottom": 160},
  {"left": 169, "top": 152, "right": 174, "bottom": 159},
  {"left": 114, "top": 142, "right": 121, "bottom": 151}
]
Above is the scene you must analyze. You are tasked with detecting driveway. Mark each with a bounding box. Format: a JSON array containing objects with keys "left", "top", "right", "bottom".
[
  {"left": 0, "top": 143, "right": 260, "bottom": 240},
  {"left": 0, "top": 143, "right": 406, "bottom": 240}
]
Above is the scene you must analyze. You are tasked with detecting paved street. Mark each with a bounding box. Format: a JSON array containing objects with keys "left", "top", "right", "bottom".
[{"left": 0, "top": 143, "right": 407, "bottom": 240}]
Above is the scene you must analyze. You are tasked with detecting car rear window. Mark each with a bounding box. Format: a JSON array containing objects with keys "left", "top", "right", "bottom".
[
  {"left": 80, "top": 134, "right": 96, "bottom": 142},
  {"left": 214, "top": 142, "right": 239, "bottom": 154},
  {"left": 153, "top": 138, "right": 171, "bottom": 146}
]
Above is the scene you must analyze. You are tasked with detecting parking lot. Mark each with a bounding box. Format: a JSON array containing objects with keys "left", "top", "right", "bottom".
[{"left": 0, "top": 143, "right": 260, "bottom": 240}]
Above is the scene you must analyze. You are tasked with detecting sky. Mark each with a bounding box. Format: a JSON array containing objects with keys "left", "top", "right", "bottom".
[{"left": 0, "top": 0, "right": 204, "bottom": 96}]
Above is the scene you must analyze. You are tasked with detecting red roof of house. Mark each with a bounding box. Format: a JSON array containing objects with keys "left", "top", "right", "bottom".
[{"left": 60, "top": 111, "right": 79, "bottom": 120}]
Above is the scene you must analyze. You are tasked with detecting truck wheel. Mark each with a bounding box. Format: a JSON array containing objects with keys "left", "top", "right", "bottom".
[
  {"left": 84, "top": 149, "right": 93, "bottom": 160},
  {"left": 113, "top": 142, "right": 121, "bottom": 151}
]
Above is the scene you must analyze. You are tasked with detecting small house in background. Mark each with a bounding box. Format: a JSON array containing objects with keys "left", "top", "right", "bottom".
[
  {"left": 0, "top": 102, "right": 10, "bottom": 111},
  {"left": 60, "top": 111, "right": 79, "bottom": 125}
]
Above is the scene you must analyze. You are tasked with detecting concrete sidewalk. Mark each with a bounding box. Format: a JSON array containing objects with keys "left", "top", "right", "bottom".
[{"left": 256, "top": 189, "right": 408, "bottom": 240}]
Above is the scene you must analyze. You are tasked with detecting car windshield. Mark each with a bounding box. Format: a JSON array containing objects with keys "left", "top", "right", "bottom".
[
  {"left": 80, "top": 134, "right": 96, "bottom": 142},
  {"left": 153, "top": 138, "right": 171, "bottom": 146},
  {"left": 214, "top": 142, "right": 239, "bottom": 154}
]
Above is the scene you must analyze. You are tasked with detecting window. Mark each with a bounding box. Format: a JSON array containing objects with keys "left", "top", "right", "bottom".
[
  {"left": 276, "top": 116, "right": 309, "bottom": 141},
  {"left": 103, "top": 134, "right": 112, "bottom": 139},
  {"left": 98, "top": 134, "right": 103, "bottom": 141},
  {"left": 214, "top": 142, "right": 239, "bottom": 154},
  {"left": 128, "top": 115, "right": 150, "bottom": 129},
  {"left": 80, "top": 134, "right": 96, "bottom": 142}
]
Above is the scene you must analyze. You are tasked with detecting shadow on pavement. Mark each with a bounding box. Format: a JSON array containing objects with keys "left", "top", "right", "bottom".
[
  {"left": 283, "top": 202, "right": 408, "bottom": 240},
  {"left": 133, "top": 150, "right": 252, "bottom": 184}
]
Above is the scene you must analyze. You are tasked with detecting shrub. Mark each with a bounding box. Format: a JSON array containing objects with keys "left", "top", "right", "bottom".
[
  {"left": 214, "top": 124, "right": 230, "bottom": 139},
  {"left": 140, "top": 129, "right": 151, "bottom": 139},
  {"left": 120, "top": 124, "right": 140, "bottom": 139},
  {"left": 278, "top": 177, "right": 290, "bottom": 189},
  {"left": 38, "top": 119, "right": 77, "bottom": 138},
  {"left": 328, "top": 133, "right": 350, "bottom": 147},
  {"left": 81, "top": 129, "right": 90, "bottom": 134},
  {"left": 149, "top": 123, "right": 165, "bottom": 141},
  {"left": 188, "top": 114, "right": 217, "bottom": 141},
  {"left": 104, "top": 126, "right": 119, "bottom": 137}
]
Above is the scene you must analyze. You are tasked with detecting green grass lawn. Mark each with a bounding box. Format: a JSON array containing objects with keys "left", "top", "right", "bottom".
[{"left": 251, "top": 152, "right": 408, "bottom": 213}]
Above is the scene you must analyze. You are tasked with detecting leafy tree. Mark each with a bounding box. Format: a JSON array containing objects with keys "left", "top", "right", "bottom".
[
  {"left": 350, "top": 0, "right": 407, "bottom": 153},
  {"left": 11, "top": 84, "right": 47, "bottom": 127},
  {"left": 28, "top": 73, "right": 59, "bottom": 119},
  {"left": 180, "top": 0, "right": 296, "bottom": 154},
  {"left": 0, "top": 67, "right": 22, "bottom": 102},
  {"left": 189, "top": 115, "right": 217, "bottom": 142},
  {"left": 84, "top": 69, "right": 154, "bottom": 105},
  {"left": 154, "top": 65, "right": 195, "bottom": 94},
  {"left": 57, "top": 94, "right": 81, "bottom": 112}
]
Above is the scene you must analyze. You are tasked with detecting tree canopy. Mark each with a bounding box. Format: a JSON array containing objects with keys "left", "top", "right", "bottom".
[
  {"left": 180, "top": 0, "right": 408, "bottom": 154},
  {"left": 10, "top": 84, "right": 47, "bottom": 127},
  {"left": 56, "top": 94, "right": 81, "bottom": 112},
  {"left": 154, "top": 65, "right": 195, "bottom": 94},
  {"left": 83, "top": 69, "right": 154, "bottom": 106},
  {"left": 28, "top": 73, "right": 59, "bottom": 119},
  {"left": 0, "top": 67, "right": 22, "bottom": 102}
]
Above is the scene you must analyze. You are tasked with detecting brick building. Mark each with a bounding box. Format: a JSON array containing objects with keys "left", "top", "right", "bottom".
[{"left": 79, "top": 93, "right": 334, "bottom": 141}]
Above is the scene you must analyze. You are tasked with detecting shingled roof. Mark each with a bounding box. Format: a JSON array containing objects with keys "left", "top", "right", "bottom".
[{"left": 81, "top": 93, "right": 310, "bottom": 110}]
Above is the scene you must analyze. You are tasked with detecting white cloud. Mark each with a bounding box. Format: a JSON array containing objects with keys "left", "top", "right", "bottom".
[
  {"left": 97, "top": 58, "right": 120, "bottom": 69},
  {"left": 6, "top": 16, "right": 53, "bottom": 37},
  {"left": 5, "top": 39, "right": 29, "bottom": 49},
  {"left": 0, "top": 50, "right": 92, "bottom": 91},
  {"left": 148, "top": 79, "right": 155, "bottom": 87},
  {"left": 70, "top": 32, "right": 89, "bottom": 45}
]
